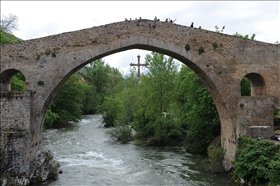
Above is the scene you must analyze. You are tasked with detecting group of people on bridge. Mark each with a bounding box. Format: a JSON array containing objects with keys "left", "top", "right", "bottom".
[
  {"left": 124, "top": 16, "right": 201, "bottom": 28},
  {"left": 124, "top": 16, "right": 177, "bottom": 24}
]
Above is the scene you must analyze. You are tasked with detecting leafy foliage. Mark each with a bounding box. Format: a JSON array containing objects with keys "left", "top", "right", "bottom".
[
  {"left": 215, "top": 26, "right": 225, "bottom": 33},
  {"left": 207, "top": 137, "right": 225, "bottom": 173},
  {"left": 81, "top": 83, "right": 98, "bottom": 115},
  {"left": 132, "top": 52, "right": 180, "bottom": 145},
  {"left": 11, "top": 72, "right": 26, "bottom": 91},
  {"left": 0, "top": 31, "right": 22, "bottom": 45},
  {"left": 185, "top": 44, "right": 190, "bottom": 51},
  {"left": 232, "top": 136, "right": 280, "bottom": 185},
  {"left": 212, "top": 43, "right": 218, "bottom": 49},
  {"left": 102, "top": 96, "right": 125, "bottom": 127},
  {"left": 79, "top": 59, "right": 124, "bottom": 112},
  {"left": 117, "top": 70, "right": 141, "bottom": 124},
  {"left": 240, "top": 77, "right": 251, "bottom": 96},
  {"left": 44, "top": 104, "right": 59, "bottom": 129},
  {"left": 176, "top": 65, "right": 220, "bottom": 153},
  {"left": 233, "top": 32, "right": 256, "bottom": 40},
  {"left": 198, "top": 46, "right": 204, "bottom": 55},
  {"left": 44, "top": 58, "right": 125, "bottom": 128},
  {"left": 45, "top": 74, "right": 86, "bottom": 127}
]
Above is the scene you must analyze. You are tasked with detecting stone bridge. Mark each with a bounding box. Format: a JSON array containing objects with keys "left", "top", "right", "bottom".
[{"left": 1, "top": 20, "right": 280, "bottom": 177}]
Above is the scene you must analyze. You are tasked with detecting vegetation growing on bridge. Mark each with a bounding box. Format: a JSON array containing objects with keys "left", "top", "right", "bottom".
[
  {"left": 198, "top": 46, "right": 205, "bottom": 55},
  {"left": 212, "top": 42, "right": 218, "bottom": 49},
  {"left": 184, "top": 43, "right": 190, "bottom": 51},
  {"left": 37, "top": 81, "right": 44, "bottom": 86}
]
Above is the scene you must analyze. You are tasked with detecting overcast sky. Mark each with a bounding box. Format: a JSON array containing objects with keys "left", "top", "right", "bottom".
[{"left": 1, "top": 1, "right": 280, "bottom": 74}]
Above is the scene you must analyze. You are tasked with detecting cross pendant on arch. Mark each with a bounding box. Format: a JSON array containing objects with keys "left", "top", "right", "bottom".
[{"left": 130, "top": 55, "right": 148, "bottom": 77}]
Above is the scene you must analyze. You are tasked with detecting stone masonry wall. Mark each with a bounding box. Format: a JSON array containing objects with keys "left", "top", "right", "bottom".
[
  {"left": 0, "top": 92, "right": 32, "bottom": 174},
  {"left": 236, "top": 96, "right": 275, "bottom": 139}
]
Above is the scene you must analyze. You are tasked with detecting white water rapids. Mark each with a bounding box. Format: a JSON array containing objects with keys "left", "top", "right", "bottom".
[{"left": 35, "top": 115, "right": 233, "bottom": 186}]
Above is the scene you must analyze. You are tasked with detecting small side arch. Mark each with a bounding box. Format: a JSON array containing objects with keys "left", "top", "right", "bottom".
[
  {"left": 0, "top": 69, "right": 26, "bottom": 92},
  {"left": 240, "top": 73, "right": 266, "bottom": 96}
]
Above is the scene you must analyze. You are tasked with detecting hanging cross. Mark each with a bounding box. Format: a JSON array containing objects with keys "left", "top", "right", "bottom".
[{"left": 130, "top": 55, "right": 147, "bottom": 77}]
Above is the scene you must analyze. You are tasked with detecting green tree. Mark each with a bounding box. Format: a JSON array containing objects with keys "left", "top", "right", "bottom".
[
  {"left": 81, "top": 82, "right": 98, "bottom": 115},
  {"left": 175, "top": 65, "right": 220, "bottom": 153},
  {"left": 106, "top": 67, "right": 124, "bottom": 96},
  {"left": 44, "top": 103, "right": 60, "bottom": 128},
  {"left": 102, "top": 96, "right": 125, "bottom": 127},
  {"left": 80, "top": 59, "right": 113, "bottom": 112},
  {"left": 103, "top": 70, "right": 139, "bottom": 143},
  {"left": 241, "top": 77, "right": 251, "bottom": 96},
  {"left": 117, "top": 70, "right": 141, "bottom": 124},
  {"left": 44, "top": 74, "right": 87, "bottom": 127},
  {"left": 11, "top": 72, "right": 26, "bottom": 91},
  {"left": 133, "top": 52, "right": 179, "bottom": 144}
]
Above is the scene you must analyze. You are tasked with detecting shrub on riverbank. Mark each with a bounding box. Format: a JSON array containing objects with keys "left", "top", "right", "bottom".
[
  {"left": 231, "top": 136, "right": 280, "bottom": 185},
  {"left": 195, "top": 137, "right": 226, "bottom": 173},
  {"left": 105, "top": 124, "right": 132, "bottom": 143},
  {"left": 207, "top": 137, "right": 225, "bottom": 173}
]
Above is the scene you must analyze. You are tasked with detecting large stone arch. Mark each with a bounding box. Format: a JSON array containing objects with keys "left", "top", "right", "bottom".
[
  {"left": 35, "top": 36, "right": 237, "bottom": 169},
  {"left": 1, "top": 20, "right": 279, "bottom": 176}
]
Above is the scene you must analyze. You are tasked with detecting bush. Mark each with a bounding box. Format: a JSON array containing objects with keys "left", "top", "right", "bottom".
[
  {"left": 198, "top": 46, "right": 204, "bottom": 55},
  {"left": 44, "top": 108, "right": 59, "bottom": 129},
  {"left": 105, "top": 125, "right": 132, "bottom": 143},
  {"left": 231, "top": 136, "right": 280, "bottom": 185},
  {"left": 207, "top": 137, "right": 225, "bottom": 173},
  {"left": 212, "top": 43, "right": 218, "bottom": 49},
  {"left": 102, "top": 96, "right": 125, "bottom": 127},
  {"left": 185, "top": 44, "right": 191, "bottom": 51}
]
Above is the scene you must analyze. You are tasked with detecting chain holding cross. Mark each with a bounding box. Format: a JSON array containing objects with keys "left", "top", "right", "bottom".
[{"left": 130, "top": 55, "right": 148, "bottom": 77}]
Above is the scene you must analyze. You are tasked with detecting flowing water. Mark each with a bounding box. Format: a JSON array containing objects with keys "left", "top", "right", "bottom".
[{"left": 36, "top": 115, "right": 233, "bottom": 186}]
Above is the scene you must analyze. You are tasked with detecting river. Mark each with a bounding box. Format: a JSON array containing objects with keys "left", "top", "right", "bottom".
[{"left": 36, "top": 115, "right": 233, "bottom": 186}]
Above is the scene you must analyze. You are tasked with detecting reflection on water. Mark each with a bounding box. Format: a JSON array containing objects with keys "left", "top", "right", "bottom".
[{"left": 36, "top": 115, "right": 233, "bottom": 186}]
